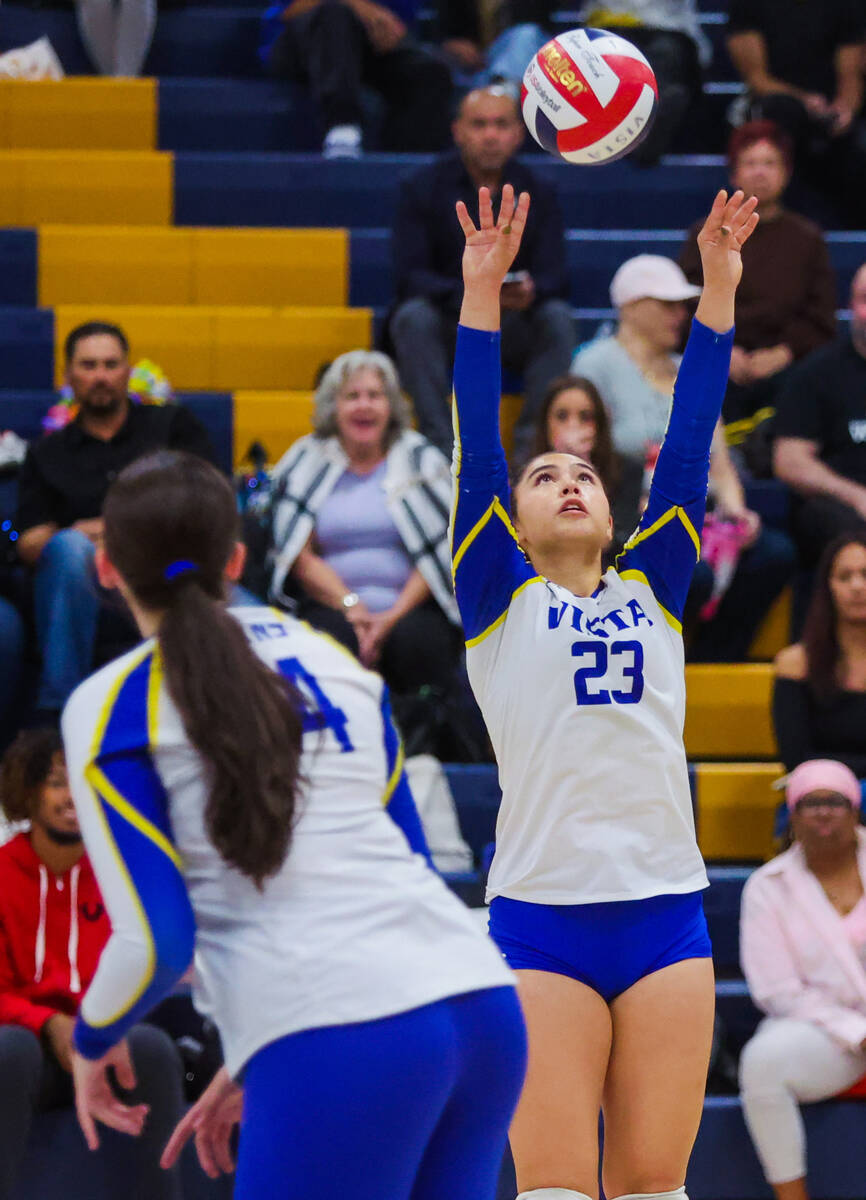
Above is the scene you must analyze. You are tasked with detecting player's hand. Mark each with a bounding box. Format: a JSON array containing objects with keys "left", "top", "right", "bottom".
[
  {"left": 457, "top": 185, "right": 531, "bottom": 295},
  {"left": 72, "top": 1041, "right": 149, "bottom": 1151},
  {"left": 161, "top": 1067, "right": 242, "bottom": 1178},
  {"left": 696, "top": 189, "right": 759, "bottom": 293}
]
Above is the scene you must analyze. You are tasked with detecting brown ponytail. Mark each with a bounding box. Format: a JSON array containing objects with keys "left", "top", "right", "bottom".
[{"left": 102, "top": 451, "right": 303, "bottom": 888}]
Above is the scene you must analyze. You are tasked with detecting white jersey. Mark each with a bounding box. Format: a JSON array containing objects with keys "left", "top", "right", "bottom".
[
  {"left": 451, "top": 322, "right": 732, "bottom": 906},
  {"left": 64, "top": 607, "right": 512, "bottom": 1076},
  {"left": 470, "top": 570, "right": 707, "bottom": 904}
]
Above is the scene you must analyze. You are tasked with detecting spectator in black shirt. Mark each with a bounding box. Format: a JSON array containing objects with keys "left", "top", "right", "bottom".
[
  {"left": 773, "top": 531, "right": 866, "bottom": 777},
  {"left": 726, "top": 0, "right": 866, "bottom": 226},
  {"left": 773, "top": 264, "right": 866, "bottom": 567},
  {"left": 16, "top": 322, "right": 215, "bottom": 718},
  {"left": 389, "top": 85, "right": 575, "bottom": 458}
]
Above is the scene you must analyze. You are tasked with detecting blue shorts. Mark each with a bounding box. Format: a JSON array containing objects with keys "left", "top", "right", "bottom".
[
  {"left": 235, "top": 986, "right": 527, "bottom": 1200},
  {"left": 488, "top": 891, "right": 712, "bottom": 1002}
]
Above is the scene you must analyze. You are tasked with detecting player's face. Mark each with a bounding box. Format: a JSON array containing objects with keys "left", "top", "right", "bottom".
[
  {"left": 546, "top": 387, "right": 598, "bottom": 459},
  {"left": 32, "top": 755, "right": 80, "bottom": 843},
  {"left": 731, "top": 140, "right": 788, "bottom": 208},
  {"left": 828, "top": 542, "right": 866, "bottom": 624},
  {"left": 453, "top": 93, "right": 524, "bottom": 175},
  {"left": 513, "top": 453, "right": 612, "bottom": 559},
  {"left": 334, "top": 368, "right": 391, "bottom": 454},
  {"left": 65, "top": 334, "right": 130, "bottom": 414},
  {"left": 791, "top": 789, "right": 857, "bottom": 851},
  {"left": 622, "top": 297, "right": 687, "bottom": 352}
]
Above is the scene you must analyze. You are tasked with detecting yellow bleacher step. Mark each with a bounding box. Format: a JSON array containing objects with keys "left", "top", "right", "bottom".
[
  {"left": 0, "top": 79, "right": 156, "bottom": 150},
  {"left": 0, "top": 151, "right": 172, "bottom": 225},
  {"left": 39, "top": 226, "right": 348, "bottom": 307},
  {"left": 684, "top": 663, "right": 776, "bottom": 760},
  {"left": 233, "top": 390, "right": 314, "bottom": 467},
  {"left": 54, "top": 305, "right": 372, "bottom": 391},
  {"left": 695, "top": 762, "right": 782, "bottom": 861},
  {"left": 748, "top": 586, "right": 792, "bottom": 661}
]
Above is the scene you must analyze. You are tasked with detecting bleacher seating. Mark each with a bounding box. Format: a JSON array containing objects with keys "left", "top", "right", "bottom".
[{"left": 1, "top": 4, "right": 865, "bottom": 1196}]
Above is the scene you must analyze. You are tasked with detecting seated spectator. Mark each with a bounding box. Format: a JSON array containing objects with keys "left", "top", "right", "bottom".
[
  {"left": 578, "top": 0, "right": 709, "bottom": 165},
  {"left": 726, "top": 0, "right": 866, "bottom": 227},
  {"left": 773, "top": 264, "right": 866, "bottom": 568},
  {"left": 528, "top": 374, "right": 645, "bottom": 562},
  {"left": 572, "top": 254, "right": 796, "bottom": 659},
  {"left": 773, "top": 533, "right": 866, "bottom": 777},
  {"left": 389, "top": 85, "right": 575, "bottom": 459},
  {"left": 0, "top": 729, "right": 185, "bottom": 1199},
  {"left": 75, "top": 0, "right": 156, "bottom": 76},
  {"left": 268, "top": 349, "right": 462, "bottom": 697},
  {"left": 437, "top": 0, "right": 553, "bottom": 87},
  {"left": 680, "top": 121, "right": 837, "bottom": 459},
  {"left": 739, "top": 758, "right": 866, "bottom": 1200},
  {"left": 15, "top": 321, "right": 215, "bottom": 720},
  {"left": 263, "top": 0, "right": 453, "bottom": 157}
]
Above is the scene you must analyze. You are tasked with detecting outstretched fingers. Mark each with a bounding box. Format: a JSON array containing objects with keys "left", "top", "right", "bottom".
[
  {"left": 455, "top": 200, "right": 477, "bottom": 239},
  {"left": 478, "top": 186, "right": 495, "bottom": 231}
]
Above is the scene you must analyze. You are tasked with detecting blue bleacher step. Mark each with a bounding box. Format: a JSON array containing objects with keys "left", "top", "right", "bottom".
[
  {"left": 0, "top": 388, "right": 234, "bottom": 475},
  {"left": 174, "top": 152, "right": 729, "bottom": 231}
]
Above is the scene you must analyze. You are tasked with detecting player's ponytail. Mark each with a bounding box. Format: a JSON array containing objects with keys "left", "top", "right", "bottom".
[{"left": 102, "top": 451, "right": 303, "bottom": 888}]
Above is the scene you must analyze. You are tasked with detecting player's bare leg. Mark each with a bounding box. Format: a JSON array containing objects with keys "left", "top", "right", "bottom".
[
  {"left": 510, "top": 970, "right": 612, "bottom": 1198},
  {"left": 601, "top": 957, "right": 715, "bottom": 1198}
]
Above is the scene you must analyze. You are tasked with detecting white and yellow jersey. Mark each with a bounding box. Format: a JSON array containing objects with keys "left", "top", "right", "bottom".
[
  {"left": 64, "top": 608, "right": 512, "bottom": 1077},
  {"left": 451, "top": 321, "right": 734, "bottom": 905}
]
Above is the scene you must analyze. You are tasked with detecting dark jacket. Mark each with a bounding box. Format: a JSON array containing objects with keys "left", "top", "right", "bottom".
[{"left": 393, "top": 150, "right": 569, "bottom": 316}]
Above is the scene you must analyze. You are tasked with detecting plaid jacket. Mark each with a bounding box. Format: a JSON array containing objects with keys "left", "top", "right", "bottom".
[{"left": 268, "top": 432, "right": 461, "bottom": 625}]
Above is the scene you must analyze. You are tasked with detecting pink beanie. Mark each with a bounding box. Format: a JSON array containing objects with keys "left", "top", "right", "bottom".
[{"left": 786, "top": 759, "right": 862, "bottom": 812}]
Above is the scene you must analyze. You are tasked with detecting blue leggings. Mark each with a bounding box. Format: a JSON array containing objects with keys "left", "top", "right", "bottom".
[{"left": 235, "top": 986, "right": 526, "bottom": 1200}]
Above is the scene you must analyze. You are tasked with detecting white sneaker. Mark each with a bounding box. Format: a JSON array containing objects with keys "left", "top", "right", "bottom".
[{"left": 322, "top": 124, "right": 362, "bottom": 159}]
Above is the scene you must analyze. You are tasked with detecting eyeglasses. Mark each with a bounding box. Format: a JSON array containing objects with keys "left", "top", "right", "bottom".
[{"left": 794, "top": 795, "right": 853, "bottom": 812}]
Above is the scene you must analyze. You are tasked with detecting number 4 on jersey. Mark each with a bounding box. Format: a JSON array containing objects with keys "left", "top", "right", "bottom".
[{"left": 276, "top": 657, "right": 355, "bottom": 753}]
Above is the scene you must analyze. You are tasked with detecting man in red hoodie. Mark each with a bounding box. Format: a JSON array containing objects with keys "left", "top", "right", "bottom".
[{"left": 0, "top": 729, "right": 185, "bottom": 1199}]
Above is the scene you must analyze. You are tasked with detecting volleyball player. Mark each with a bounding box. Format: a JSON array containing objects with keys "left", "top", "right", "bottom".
[
  {"left": 451, "top": 183, "right": 758, "bottom": 1200},
  {"left": 63, "top": 450, "right": 526, "bottom": 1199}
]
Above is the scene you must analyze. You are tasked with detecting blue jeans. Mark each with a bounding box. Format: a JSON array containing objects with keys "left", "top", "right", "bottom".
[
  {"left": 34, "top": 529, "right": 100, "bottom": 710},
  {"left": 467, "top": 24, "right": 548, "bottom": 87}
]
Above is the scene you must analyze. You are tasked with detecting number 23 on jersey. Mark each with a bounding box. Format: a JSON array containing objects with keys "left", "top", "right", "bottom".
[{"left": 572, "top": 639, "right": 644, "bottom": 706}]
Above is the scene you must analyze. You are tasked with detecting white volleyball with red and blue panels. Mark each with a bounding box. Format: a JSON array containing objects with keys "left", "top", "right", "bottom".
[{"left": 521, "top": 27, "right": 658, "bottom": 165}]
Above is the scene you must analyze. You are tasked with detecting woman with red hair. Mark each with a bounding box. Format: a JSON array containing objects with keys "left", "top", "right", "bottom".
[{"left": 679, "top": 120, "right": 837, "bottom": 469}]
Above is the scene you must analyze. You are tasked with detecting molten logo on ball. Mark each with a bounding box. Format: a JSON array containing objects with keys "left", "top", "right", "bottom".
[{"left": 521, "top": 28, "right": 658, "bottom": 165}]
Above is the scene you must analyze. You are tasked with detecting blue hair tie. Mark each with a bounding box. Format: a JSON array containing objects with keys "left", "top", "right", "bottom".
[{"left": 164, "top": 559, "right": 198, "bottom": 581}]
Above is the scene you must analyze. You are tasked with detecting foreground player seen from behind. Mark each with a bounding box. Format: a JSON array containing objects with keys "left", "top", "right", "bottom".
[
  {"left": 452, "top": 183, "right": 758, "bottom": 1200},
  {"left": 63, "top": 451, "right": 526, "bottom": 1200}
]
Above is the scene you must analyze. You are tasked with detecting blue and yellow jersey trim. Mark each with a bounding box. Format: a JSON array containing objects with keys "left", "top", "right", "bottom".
[
  {"left": 74, "top": 645, "right": 195, "bottom": 1060},
  {"left": 379, "top": 687, "right": 433, "bottom": 867},
  {"left": 614, "top": 319, "right": 735, "bottom": 628},
  {"left": 451, "top": 325, "right": 536, "bottom": 648}
]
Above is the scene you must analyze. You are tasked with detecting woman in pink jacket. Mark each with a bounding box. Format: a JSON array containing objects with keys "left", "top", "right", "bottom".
[{"left": 739, "top": 758, "right": 866, "bottom": 1200}]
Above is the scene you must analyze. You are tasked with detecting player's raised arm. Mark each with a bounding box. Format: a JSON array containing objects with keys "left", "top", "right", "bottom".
[
  {"left": 457, "top": 184, "right": 530, "bottom": 332},
  {"left": 450, "top": 186, "right": 537, "bottom": 647},
  {"left": 618, "top": 190, "right": 758, "bottom": 625}
]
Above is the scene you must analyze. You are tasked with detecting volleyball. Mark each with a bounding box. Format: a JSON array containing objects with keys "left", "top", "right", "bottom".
[{"left": 521, "top": 28, "right": 658, "bottom": 165}]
